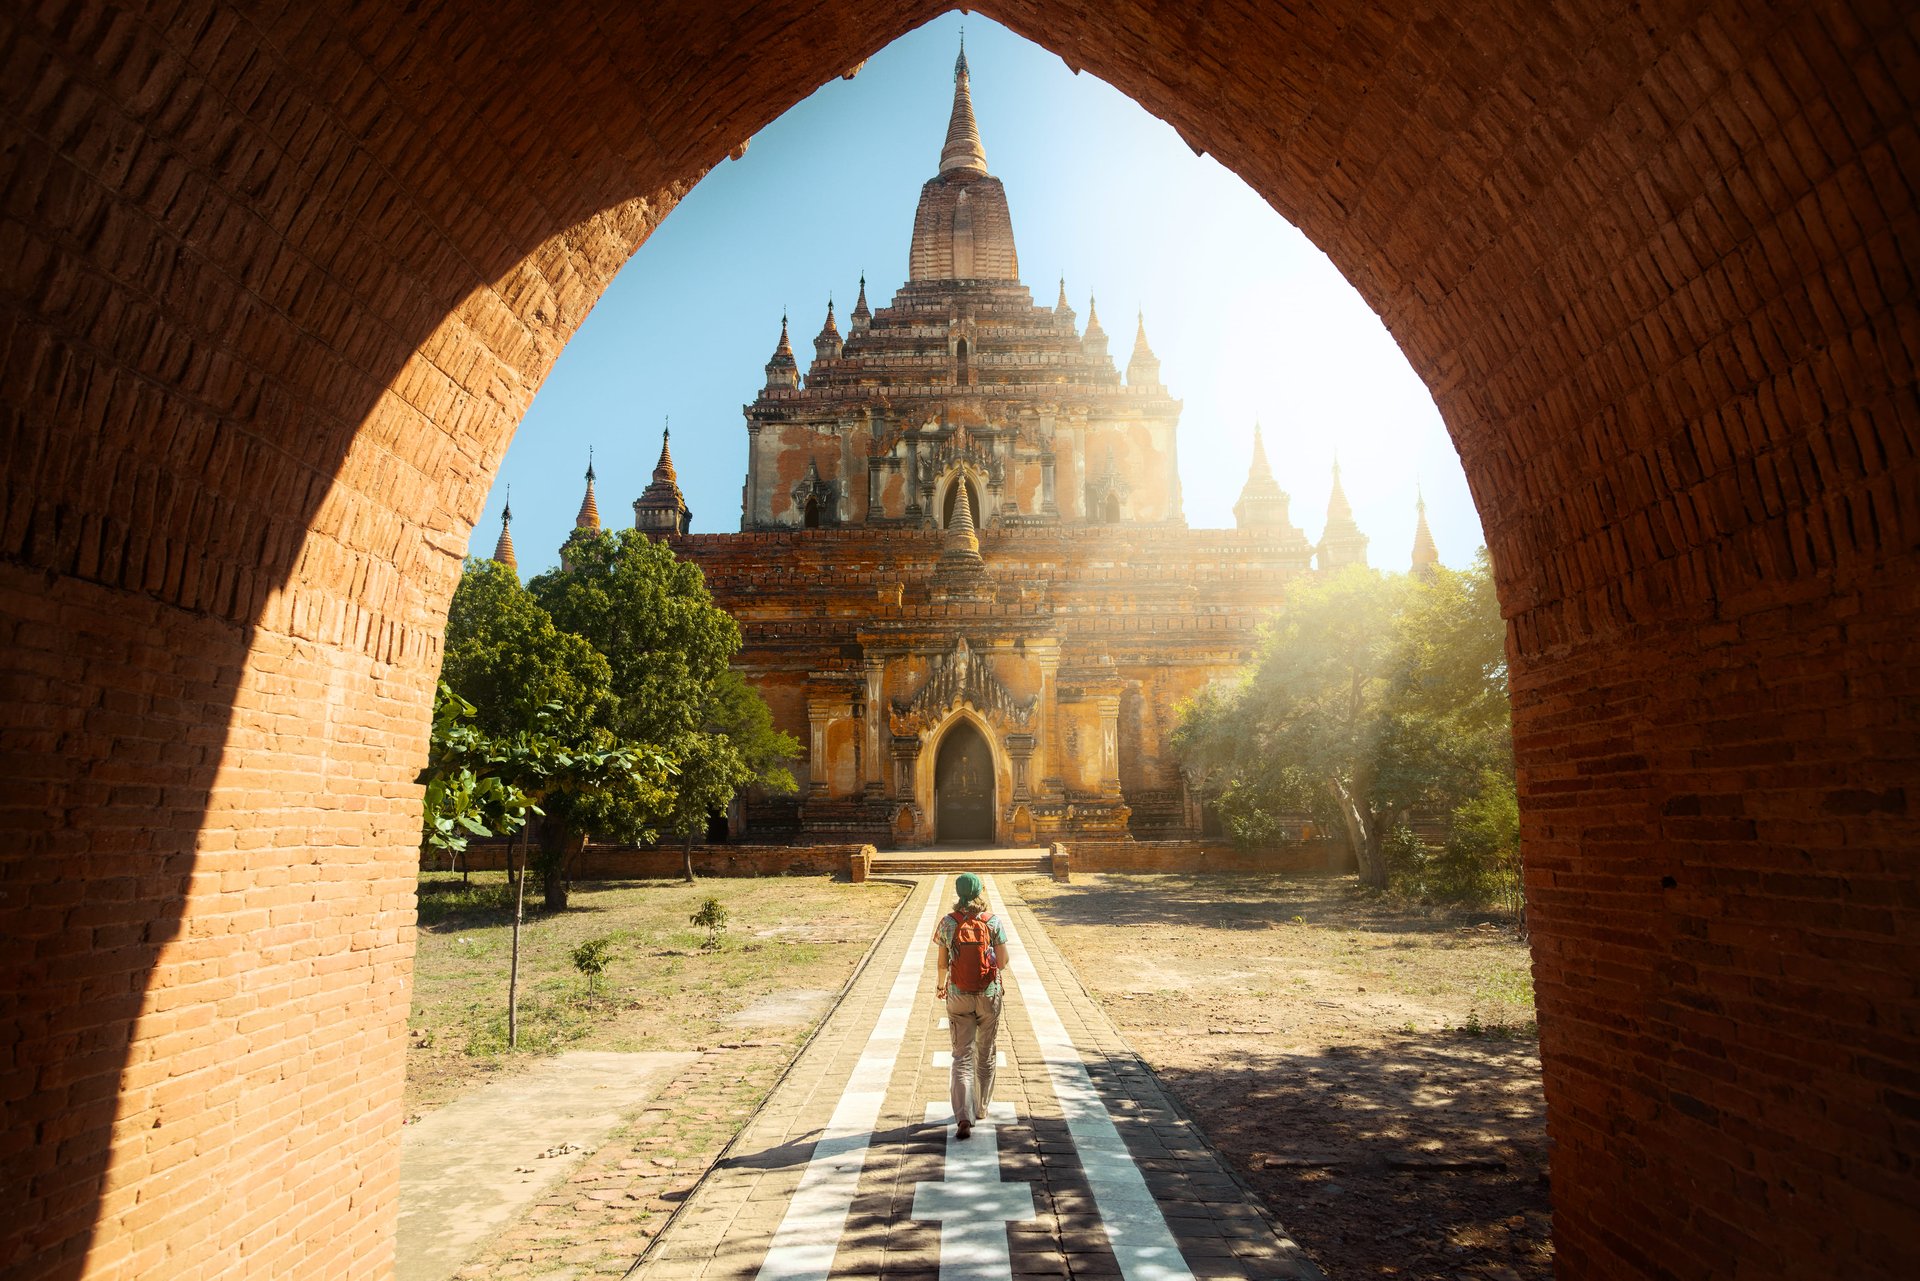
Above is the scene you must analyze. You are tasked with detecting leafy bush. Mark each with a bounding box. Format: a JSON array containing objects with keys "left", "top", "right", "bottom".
[
  {"left": 690, "top": 897, "right": 730, "bottom": 950},
  {"left": 570, "top": 935, "right": 616, "bottom": 994},
  {"left": 1437, "top": 771, "right": 1523, "bottom": 920}
]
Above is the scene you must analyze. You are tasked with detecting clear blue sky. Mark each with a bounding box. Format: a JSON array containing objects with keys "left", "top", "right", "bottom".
[{"left": 479, "top": 14, "right": 1484, "bottom": 576}]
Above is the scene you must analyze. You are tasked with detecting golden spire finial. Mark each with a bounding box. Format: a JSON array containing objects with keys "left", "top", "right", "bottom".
[{"left": 939, "top": 33, "right": 988, "bottom": 177}]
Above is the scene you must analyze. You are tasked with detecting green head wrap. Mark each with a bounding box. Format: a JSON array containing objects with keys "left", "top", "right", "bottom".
[{"left": 955, "top": 872, "right": 985, "bottom": 906}]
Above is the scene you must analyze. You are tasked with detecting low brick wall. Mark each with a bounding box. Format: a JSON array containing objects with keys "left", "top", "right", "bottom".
[
  {"left": 434, "top": 842, "right": 874, "bottom": 879},
  {"left": 1066, "top": 838, "right": 1355, "bottom": 875}
]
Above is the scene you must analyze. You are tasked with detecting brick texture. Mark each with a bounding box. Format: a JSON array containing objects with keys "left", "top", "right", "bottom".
[{"left": 1, "top": 2, "right": 1914, "bottom": 1278}]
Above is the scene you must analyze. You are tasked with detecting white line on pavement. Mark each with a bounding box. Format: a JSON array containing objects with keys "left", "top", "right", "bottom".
[
  {"left": 756, "top": 875, "right": 948, "bottom": 1281},
  {"left": 913, "top": 1102, "right": 1034, "bottom": 1281},
  {"left": 985, "top": 878, "right": 1193, "bottom": 1281}
]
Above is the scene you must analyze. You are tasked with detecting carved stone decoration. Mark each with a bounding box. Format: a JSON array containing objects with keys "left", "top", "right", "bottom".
[
  {"left": 890, "top": 637, "right": 1035, "bottom": 734},
  {"left": 790, "top": 457, "right": 836, "bottom": 524},
  {"left": 927, "top": 423, "right": 1000, "bottom": 491},
  {"left": 1085, "top": 444, "right": 1132, "bottom": 522}
]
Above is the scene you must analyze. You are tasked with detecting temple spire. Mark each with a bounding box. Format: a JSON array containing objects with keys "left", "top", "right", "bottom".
[
  {"left": 655, "top": 420, "right": 676, "bottom": 482},
  {"left": 1055, "top": 276, "right": 1071, "bottom": 315},
  {"left": 813, "top": 298, "right": 842, "bottom": 364},
  {"left": 634, "top": 420, "right": 692, "bottom": 536},
  {"left": 575, "top": 449, "right": 601, "bottom": 531},
  {"left": 1411, "top": 486, "right": 1439, "bottom": 576},
  {"left": 1327, "top": 458, "right": 1352, "bottom": 521},
  {"left": 1317, "top": 457, "right": 1370, "bottom": 570},
  {"left": 1126, "top": 309, "right": 1161, "bottom": 387},
  {"left": 1250, "top": 423, "right": 1274, "bottom": 481},
  {"left": 939, "top": 34, "right": 989, "bottom": 177},
  {"left": 1082, "top": 294, "right": 1109, "bottom": 362},
  {"left": 931, "top": 474, "right": 990, "bottom": 601},
  {"left": 491, "top": 487, "right": 518, "bottom": 575},
  {"left": 1233, "top": 422, "right": 1291, "bottom": 530},
  {"left": 764, "top": 311, "right": 799, "bottom": 390},
  {"left": 850, "top": 273, "right": 871, "bottom": 334}
]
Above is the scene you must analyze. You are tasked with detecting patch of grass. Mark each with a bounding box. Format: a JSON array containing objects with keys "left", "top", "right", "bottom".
[
  {"left": 1023, "top": 870, "right": 1539, "bottom": 1042},
  {"left": 416, "top": 876, "right": 517, "bottom": 924},
  {"left": 406, "top": 871, "right": 906, "bottom": 1115},
  {"left": 1475, "top": 961, "right": 1534, "bottom": 1012}
]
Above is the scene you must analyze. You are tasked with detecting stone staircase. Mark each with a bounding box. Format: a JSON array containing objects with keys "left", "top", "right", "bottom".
[{"left": 868, "top": 847, "right": 1054, "bottom": 877}]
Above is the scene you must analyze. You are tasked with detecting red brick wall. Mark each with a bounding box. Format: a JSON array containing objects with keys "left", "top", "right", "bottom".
[
  {"left": 1068, "top": 840, "right": 1355, "bottom": 876},
  {"left": 442, "top": 844, "right": 867, "bottom": 879},
  {"left": 2, "top": 3, "right": 1914, "bottom": 1278}
]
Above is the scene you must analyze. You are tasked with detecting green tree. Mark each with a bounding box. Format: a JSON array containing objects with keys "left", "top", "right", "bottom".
[
  {"left": 1175, "top": 567, "right": 1409, "bottom": 888},
  {"left": 442, "top": 557, "right": 634, "bottom": 909},
  {"left": 528, "top": 530, "right": 795, "bottom": 897},
  {"left": 531, "top": 530, "right": 738, "bottom": 745},
  {"left": 417, "top": 680, "right": 670, "bottom": 1041},
  {"left": 1173, "top": 556, "right": 1515, "bottom": 897},
  {"left": 419, "top": 682, "right": 539, "bottom": 870},
  {"left": 442, "top": 558, "right": 613, "bottom": 737},
  {"left": 663, "top": 671, "right": 800, "bottom": 882}
]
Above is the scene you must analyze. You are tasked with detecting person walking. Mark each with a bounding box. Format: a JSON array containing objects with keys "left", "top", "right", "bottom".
[{"left": 933, "top": 872, "right": 1011, "bottom": 1139}]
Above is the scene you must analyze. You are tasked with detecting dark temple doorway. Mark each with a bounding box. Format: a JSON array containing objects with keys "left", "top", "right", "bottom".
[{"left": 934, "top": 721, "right": 995, "bottom": 843}]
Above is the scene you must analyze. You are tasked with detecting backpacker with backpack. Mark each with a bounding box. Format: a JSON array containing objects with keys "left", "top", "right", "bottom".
[{"left": 947, "top": 911, "right": 999, "bottom": 993}]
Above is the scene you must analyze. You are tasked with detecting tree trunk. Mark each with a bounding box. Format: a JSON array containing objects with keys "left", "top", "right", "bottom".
[
  {"left": 1333, "top": 778, "right": 1386, "bottom": 890},
  {"left": 682, "top": 828, "right": 697, "bottom": 884},
  {"left": 508, "top": 827, "right": 525, "bottom": 1048},
  {"left": 539, "top": 824, "right": 583, "bottom": 912}
]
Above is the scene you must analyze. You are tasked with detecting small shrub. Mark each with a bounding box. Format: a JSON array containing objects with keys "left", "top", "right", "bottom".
[
  {"left": 571, "top": 936, "right": 616, "bottom": 994},
  {"left": 690, "top": 897, "right": 730, "bottom": 950}
]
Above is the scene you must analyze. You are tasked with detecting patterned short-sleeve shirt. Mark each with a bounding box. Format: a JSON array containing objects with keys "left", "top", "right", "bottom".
[{"left": 935, "top": 909, "right": 1009, "bottom": 996}]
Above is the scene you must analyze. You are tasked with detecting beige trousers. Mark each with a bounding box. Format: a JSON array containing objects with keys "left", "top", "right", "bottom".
[{"left": 945, "top": 988, "right": 1002, "bottom": 1123}]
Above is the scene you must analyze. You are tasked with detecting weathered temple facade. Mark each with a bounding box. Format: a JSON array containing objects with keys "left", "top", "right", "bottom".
[{"left": 608, "top": 46, "right": 1376, "bottom": 846}]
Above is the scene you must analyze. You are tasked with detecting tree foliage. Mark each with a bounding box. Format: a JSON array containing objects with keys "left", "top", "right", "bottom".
[
  {"left": 420, "top": 683, "right": 540, "bottom": 863},
  {"left": 429, "top": 533, "right": 795, "bottom": 907},
  {"left": 1174, "top": 553, "right": 1518, "bottom": 905}
]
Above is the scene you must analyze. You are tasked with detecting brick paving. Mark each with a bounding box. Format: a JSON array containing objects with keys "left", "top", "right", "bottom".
[
  {"left": 454, "top": 1042, "right": 796, "bottom": 1279},
  {"left": 628, "top": 873, "right": 1323, "bottom": 1281}
]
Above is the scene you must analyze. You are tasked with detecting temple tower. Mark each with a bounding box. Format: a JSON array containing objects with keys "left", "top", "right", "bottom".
[
  {"left": 1411, "top": 489, "right": 1439, "bottom": 577},
  {"left": 634, "top": 424, "right": 693, "bottom": 536},
  {"left": 491, "top": 490, "right": 519, "bottom": 575},
  {"left": 1316, "top": 460, "right": 1370, "bottom": 569}
]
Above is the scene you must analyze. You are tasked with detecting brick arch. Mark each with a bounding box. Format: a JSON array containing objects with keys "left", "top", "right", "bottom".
[{"left": 2, "top": 3, "right": 1913, "bottom": 1278}]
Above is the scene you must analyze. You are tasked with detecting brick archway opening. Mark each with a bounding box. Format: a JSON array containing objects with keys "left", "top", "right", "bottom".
[{"left": 4, "top": 4, "right": 1914, "bottom": 1279}]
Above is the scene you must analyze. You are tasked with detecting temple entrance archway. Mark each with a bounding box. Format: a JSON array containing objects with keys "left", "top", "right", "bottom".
[
  {"left": 3, "top": 3, "right": 1914, "bottom": 1278},
  {"left": 933, "top": 721, "right": 996, "bottom": 843}
]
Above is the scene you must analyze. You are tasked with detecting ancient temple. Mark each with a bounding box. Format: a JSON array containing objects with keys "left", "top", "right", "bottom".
[{"left": 605, "top": 44, "right": 1378, "bottom": 845}]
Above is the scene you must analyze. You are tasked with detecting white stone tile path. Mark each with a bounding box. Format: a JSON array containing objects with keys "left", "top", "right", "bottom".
[
  {"left": 755, "top": 875, "right": 949, "bottom": 1281},
  {"left": 912, "top": 1102, "right": 1035, "bottom": 1280},
  {"left": 984, "top": 877, "right": 1192, "bottom": 1281},
  {"left": 629, "top": 871, "right": 1322, "bottom": 1281}
]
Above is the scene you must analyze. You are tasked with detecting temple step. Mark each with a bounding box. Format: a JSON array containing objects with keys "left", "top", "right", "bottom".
[{"left": 869, "top": 850, "right": 1054, "bottom": 877}]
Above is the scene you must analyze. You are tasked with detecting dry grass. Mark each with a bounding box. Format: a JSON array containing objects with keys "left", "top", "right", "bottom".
[
  {"left": 1020, "top": 870, "right": 1536, "bottom": 1043},
  {"left": 405, "top": 871, "right": 907, "bottom": 1114},
  {"left": 1022, "top": 871, "right": 1550, "bottom": 1280}
]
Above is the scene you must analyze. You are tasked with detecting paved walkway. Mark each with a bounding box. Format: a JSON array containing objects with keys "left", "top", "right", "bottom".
[
  {"left": 631, "top": 873, "right": 1322, "bottom": 1281},
  {"left": 399, "top": 1050, "right": 699, "bottom": 1281}
]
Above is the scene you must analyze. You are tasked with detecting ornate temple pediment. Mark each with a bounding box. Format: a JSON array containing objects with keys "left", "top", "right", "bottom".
[
  {"left": 926, "top": 422, "right": 1002, "bottom": 487},
  {"left": 890, "top": 636, "right": 1035, "bottom": 734}
]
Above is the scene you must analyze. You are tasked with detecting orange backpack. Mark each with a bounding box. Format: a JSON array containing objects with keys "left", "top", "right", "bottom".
[{"left": 948, "top": 911, "right": 999, "bottom": 992}]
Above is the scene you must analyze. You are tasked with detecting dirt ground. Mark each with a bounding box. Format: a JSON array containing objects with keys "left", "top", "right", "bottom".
[
  {"left": 1022, "top": 871, "right": 1552, "bottom": 1281},
  {"left": 406, "top": 872, "right": 907, "bottom": 1115}
]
